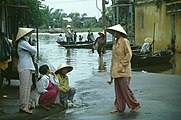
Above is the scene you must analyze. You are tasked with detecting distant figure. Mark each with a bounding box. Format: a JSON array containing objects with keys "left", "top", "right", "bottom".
[
  {"left": 65, "top": 25, "right": 72, "bottom": 45},
  {"left": 140, "top": 37, "right": 153, "bottom": 54},
  {"left": 57, "top": 34, "right": 64, "bottom": 43},
  {"left": 90, "top": 32, "right": 95, "bottom": 41},
  {"left": 74, "top": 32, "right": 77, "bottom": 43},
  {"left": 71, "top": 30, "right": 74, "bottom": 42},
  {"left": 93, "top": 31, "right": 106, "bottom": 57},
  {"left": 79, "top": 35, "right": 83, "bottom": 41},
  {"left": 87, "top": 31, "right": 91, "bottom": 41}
]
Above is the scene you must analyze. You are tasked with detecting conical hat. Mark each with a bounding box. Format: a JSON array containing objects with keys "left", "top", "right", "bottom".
[
  {"left": 144, "top": 37, "right": 153, "bottom": 43},
  {"left": 98, "top": 31, "right": 105, "bottom": 36},
  {"left": 66, "top": 25, "right": 71, "bottom": 28},
  {"left": 55, "top": 64, "right": 73, "bottom": 74},
  {"left": 15, "top": 27, "right": 34, "bottom": 42},
  {"left": 106, "top": 24, "right": 127, "bottom": 36}
]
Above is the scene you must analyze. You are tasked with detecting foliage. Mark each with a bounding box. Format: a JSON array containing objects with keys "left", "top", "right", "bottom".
[
  {"left": 21, "top": 0, "right": 47, "bottom": 27},
  {"left": 1, "top": 0, "right": 112, "bottom": 29}
]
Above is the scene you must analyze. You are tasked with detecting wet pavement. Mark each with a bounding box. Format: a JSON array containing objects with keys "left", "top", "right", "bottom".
[
  {"left": 1, "top": 33, "right": 181, "bottom": 119},
  {"left": 1, "top": 71, "right": 181, "bottom": 120}
]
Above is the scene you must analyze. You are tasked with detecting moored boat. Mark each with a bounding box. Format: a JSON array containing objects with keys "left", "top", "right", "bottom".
[
  {"left": 131, "top": 50, "right": 174, "bottom": 67},
  {"left": 56, "top": 40, "right": 93, "bottom": 46}
]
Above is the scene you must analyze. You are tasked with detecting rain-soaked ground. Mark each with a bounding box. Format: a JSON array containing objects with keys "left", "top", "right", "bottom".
[{"left": 0, "top": 33, "right": 181, "bottom": 120}]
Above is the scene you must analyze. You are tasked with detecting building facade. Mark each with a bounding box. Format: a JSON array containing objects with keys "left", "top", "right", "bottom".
[{"left": 134, "top": 0, "right": 181, "bottom": 52}]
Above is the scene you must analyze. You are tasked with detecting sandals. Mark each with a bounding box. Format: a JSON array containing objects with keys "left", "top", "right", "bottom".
[
  {"left": 19, "top": 108, "right": 32, "bottom": 114},
  {"left": 130, "top": 105, "right": 141, "bottom": 112},
  {"left": 110, "top": 109, "right": 123, "bottom": 113},
  {"left": 110, "top": 109, "right": 118, "bottom": 113},
  {"left": 42, "top": 106, "right": 50, "bottom": 110}
]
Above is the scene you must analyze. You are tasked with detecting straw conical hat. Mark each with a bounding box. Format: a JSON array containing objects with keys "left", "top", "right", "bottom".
[
  {"left": 66, "top": 25, "right": 71, "bottom": 28},
  {"left": 106, "top": 24, "right": 127, "bottom": 36},
  {"left": 16, "top": 27, "right": 34, "bottom": 41},
  {"left": 144, "top": 37, "right": 153, "bottom": 43},
  {"left": 55, "top": 64, "right": 73, "bottom": 74},
  {"left": 98, "top": 31, "right": 105, "bottom": 36}
]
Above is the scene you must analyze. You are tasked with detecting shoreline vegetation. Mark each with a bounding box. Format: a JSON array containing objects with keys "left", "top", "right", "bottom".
[{"left": 37, "top": 27, "right": 103, "bottom": 33}]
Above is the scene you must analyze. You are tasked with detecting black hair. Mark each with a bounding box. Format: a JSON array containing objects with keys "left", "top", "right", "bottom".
[{"left": 39, "top": 65, "right": 49, "bottom": 75}]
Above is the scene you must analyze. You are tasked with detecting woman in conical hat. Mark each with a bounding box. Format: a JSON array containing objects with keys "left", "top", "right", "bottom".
[
  {"left": 93, "top": 31, "right": 106, "bottom": 57},
  {"left": 107, "top": 24, "right": 140, "bottom": 113},
  {"left": 16, "top": 27, "right": 36, "bottom": 114},
  {"left": 140, "top": 37, "right": 153, "bottom": 54},
  {"left": 55, "top": 64, "right": 76, "bottom": 108},
  {"left": 16, "top": 27, "right": 34, "bottom": 42},
  {"left": 55, "top": 64, "right": 73, "bottom": 74}
]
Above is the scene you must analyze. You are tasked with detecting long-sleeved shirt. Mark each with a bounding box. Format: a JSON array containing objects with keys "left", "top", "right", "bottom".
[
  {"left": 56, "top": 74, "right": 70, "bottom": 92},
  {"left": 36, "top": 75, "right": 49, "bottom": 94},
  {"left": 110, "top": 37, "right": 132, "bottom": 78},
  {"left": 17, "top": 38, "right": 36, "bottom": 73}
]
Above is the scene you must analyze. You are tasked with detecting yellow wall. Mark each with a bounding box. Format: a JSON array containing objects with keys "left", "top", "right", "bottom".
[{"left": 135, "top": 2, "right": 181, "bottom": 52}]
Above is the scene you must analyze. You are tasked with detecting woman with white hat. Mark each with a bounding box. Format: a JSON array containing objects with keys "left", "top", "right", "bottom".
[
  {"left": 15, "top": 27, "right": 37, "bottom": 114},
  {"left": 106, "top": 24, "right": 140, "bottom": 113},
  {"left": 140, "top": 37, "right": 154, "bottom": 54},
  {"left": 55, "top": 64, "right": 76, "bottom": 108}
]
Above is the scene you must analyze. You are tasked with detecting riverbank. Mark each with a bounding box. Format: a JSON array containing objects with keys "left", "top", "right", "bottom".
[{"left": 1, "top": 71, "right": 181, "bottom": 120}]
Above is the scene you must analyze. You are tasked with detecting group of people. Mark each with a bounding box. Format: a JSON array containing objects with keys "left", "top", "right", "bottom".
[
  {"left": 15, "top": 28, "right": 76, "bottom": 114},
  {"left": 14, "top": 24, "right": 140, "bottom": 115},
  {"left": 87, "top": 30, "right": 95, "bottom": 42}
]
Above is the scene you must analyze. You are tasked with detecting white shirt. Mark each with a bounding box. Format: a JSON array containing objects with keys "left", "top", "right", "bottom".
[
  {"left": 140, "top": 42, "right": 150, "bottom": 53},
  {"left": 17, "top": 38, "right": 37, "bottom": 73},
  {"left": 36, "top": 75, "right": 49, "bottom": 94}
]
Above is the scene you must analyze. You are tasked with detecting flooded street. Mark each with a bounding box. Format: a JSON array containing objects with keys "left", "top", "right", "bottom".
[
  {"left": 1, "top": 33, "right": 181, "bottom": 120},
  {"left": 31, "top": 33, "right": 181, "bottom": 119},
  {"left": 32, "top": 32, "right": 114, "bottom": 86},
  {"left": 32, "top": 33, "right": 181, "bottom": 86}
]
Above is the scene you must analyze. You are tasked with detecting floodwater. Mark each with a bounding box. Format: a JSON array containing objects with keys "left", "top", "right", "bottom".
[{"left": 32, "top": 32, "right": 181, "bottom": 86}]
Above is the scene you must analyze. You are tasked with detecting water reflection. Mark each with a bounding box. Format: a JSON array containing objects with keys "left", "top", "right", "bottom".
[
  {"left": 32, "top": 33, "right": 181, "bottom": 87},
  {"left": 98, "top": 56, "right": 106, "bottom": 72}
]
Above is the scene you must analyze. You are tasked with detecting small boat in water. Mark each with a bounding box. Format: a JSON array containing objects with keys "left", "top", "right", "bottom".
[
  {"left": 61, "top": 41, "right": 139, "bottom": 50},
  {"left": 131, "top": 50, "right": 174, "bottom": 67},
  {"left": 56, "top": 40, "right": 93, "bottom": 46},
  {"left": 61, "top": 41, "right": 113, "bottom": 49}
]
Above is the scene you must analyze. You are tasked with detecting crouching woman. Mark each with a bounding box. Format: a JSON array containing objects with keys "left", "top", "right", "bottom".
[
  {"left": 55, "top": 64, "right": 76, "bottom": 108},
  {"left": 36, "top": 65, "right": 59, "bottom": 110}
]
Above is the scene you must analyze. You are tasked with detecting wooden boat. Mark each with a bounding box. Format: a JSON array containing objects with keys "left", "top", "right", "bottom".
[
  {"left": 61, "top": 41, "right": 139, "bottom": 50},
  {"left": 56, "top": 41, "right": 93, "bottom": 46},
  {"left": 62, "top": 41, "right": 113, "bottom": 49},
  {"left": 131, "top": 50, "right": 174, "bottom": 67}
]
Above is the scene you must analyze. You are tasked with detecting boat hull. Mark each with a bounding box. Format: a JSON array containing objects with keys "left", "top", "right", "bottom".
[{"left": 131, "top": 50, "right": 173, "bottom": 67}]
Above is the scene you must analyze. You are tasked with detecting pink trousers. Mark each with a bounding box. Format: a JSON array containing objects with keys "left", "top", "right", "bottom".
[
  {"left": 39, "top": 81, "right": 59, "bottom": 107},
  {"left": 114, "top": 77, "right": 140, "bottom": 111}
]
